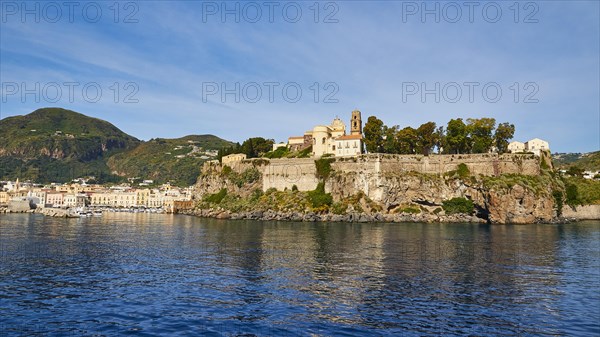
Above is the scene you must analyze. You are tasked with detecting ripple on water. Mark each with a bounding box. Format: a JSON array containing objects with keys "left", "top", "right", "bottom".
[{"left": 1, "top": 214, "right": 599, "bottom": 336}]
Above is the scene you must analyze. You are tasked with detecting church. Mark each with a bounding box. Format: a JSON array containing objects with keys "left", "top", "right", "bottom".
[{"left": 286, "top": 110, "right": 364, "bottom": 158}]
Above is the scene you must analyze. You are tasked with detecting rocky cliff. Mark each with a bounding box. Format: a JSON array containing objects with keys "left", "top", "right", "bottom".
[{"left": 192, "top": 153, "right": 564, "bottom": 224}]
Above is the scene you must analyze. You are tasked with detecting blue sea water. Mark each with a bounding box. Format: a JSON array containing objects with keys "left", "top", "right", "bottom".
[{"left": 1, "top": 213, "right": 599, "bottom": 336}]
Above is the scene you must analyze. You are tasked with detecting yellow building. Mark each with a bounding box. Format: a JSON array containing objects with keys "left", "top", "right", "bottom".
[
  {"left": 222, "top": 153, "right": 247, "bottom": 165},
  {"left": 310, "top": 117, "right": 346, "bottom": 157},
  {"left": 0, "top": 191, "right": 10, "bottom": 205},
  {"left": 46, "top": 193, "right": 65, "bottom": 207},
  {"left": 136, "top": 189, "right": 150, "bottom": 207},
  {"left": 90, "top": 192, "right": 114, "bottom": 207}
]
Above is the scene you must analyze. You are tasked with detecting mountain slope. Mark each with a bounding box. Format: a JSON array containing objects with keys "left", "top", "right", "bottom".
[
  {"left": 107, "top": 135, "right": 235, "bottom": 186},
  {"left": 0, "top": 107, "right": 140, "bottom": 160},
  {"left": 553, "top": 151, "right": 600, "bottom": 171},
  {"left": 0, "top": 108, "right": 235, "bottom": 186}
]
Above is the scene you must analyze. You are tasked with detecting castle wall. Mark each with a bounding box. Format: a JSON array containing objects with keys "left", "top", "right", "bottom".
[
  {"left": 202, "top": 153, "right": 540, "bottom": 195},
  {"left": 262, "top": 158, "right": 319, "bottom": 191}
]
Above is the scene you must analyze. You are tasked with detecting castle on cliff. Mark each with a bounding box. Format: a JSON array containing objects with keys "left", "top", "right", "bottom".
[{"left": 277, "top": 110, "right": 364, "bottom": 158}]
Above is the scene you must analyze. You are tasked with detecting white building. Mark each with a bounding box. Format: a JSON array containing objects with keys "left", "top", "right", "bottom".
[
  {"left": 335, "top": 134, "right": 363, "bottom": 157},
  {"left": 508, "top": 138, "right": 550, "bottom": 156},
  {"left": 508, "top": 141, "right": 525, "bottom": 153},
  {"left": 524, "top": 138, "right": 550, "bottom": 156}
]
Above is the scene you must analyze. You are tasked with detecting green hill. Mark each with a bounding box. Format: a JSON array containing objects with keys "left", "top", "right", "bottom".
[
  {"left": 107, "top": 135, "right": 235, "bottom": 186},
  {"left": 0, "top": 108, "right": 235, "bottom": 186},
  {"left": 553, "top": 151, "right": 600, "bottom": 171},
  {"left": 0, "top": 108, "right": 140, "bottom": 183},
  {"left": 0, "top": 107, "right": 140, "bottom": 160}
]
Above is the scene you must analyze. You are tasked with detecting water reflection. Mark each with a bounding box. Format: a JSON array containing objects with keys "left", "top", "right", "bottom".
[{"left": 0, "top": 213, "right": 598, "bottom": 336}]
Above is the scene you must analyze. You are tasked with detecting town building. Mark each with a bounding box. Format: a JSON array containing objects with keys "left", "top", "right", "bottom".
[
  {"left": 524, "top": 138, "right": 550, "bottom": 156},
  {"left": 286, "top": 110, "right": 364, "bottom": 158},
  {"left": 335, "top": 134, "right": 363, "bottom": 157},
  {"left": 508, "top": 138, "right": 550, "bottom": 156},
  {"left": 0, "top": 191, "right": 10, "bottom": 205},
  {"left": 287, "top": 137, "right": 306, "bottom": 152},
  {"left": 311, "top": 117, "right": 346, "bottom": 157},
  {"left": 222, "top": 153, "right": 247, "bottom": 165},
  {"left": 508, "top": 141, "right": 525, "bottom": 153},
  {"left": 45, "top": 193, "right": 65, "bottom": 208},
  {"left": 64, "top": 194, "right": 88, "bottom": 208}
]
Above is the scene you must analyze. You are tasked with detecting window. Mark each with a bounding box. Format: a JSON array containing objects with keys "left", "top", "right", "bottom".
[{"left": 322, "top": 138, "right": 326, "bottom": 144}]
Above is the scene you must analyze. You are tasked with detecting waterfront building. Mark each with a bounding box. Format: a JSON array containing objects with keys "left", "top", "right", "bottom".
[
  {"left": 45, "top": 193, "right": 65, "bottom": 208},
  {"left": 0, "top": 191, "right": 10, "bottom": 205}
]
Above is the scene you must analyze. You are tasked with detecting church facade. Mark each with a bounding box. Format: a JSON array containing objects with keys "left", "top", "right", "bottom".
[{"left": 287, "top": 110, "right": 363, "bottom": 158}]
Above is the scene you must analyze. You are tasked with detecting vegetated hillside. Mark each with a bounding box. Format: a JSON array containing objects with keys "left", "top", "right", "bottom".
[
  {"left": 0, "top": 108, "right": 235, "bottom": 186},
  {"left": 553, "top": 151, "right": 600, "bottom": 171},
  {"left": 107, "top": 135, "right": 235, "bottom": 186},
  {"left": 0, "top": 108, "right": 140, "bottom": 183},
  {"left": 0, "top": 107, "right": 140, "bottom": 159}
]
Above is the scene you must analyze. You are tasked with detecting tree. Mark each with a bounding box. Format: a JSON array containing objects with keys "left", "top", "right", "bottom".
[
  {"left": 218, "top": 142, "right": 241, "bottom": 161},
  {"left": 494, "top": 122, "right": 515, "bottom": 153},
  {"left": 363, "top": 116, "right": 385, "bottom": 153},
  {"left": 416, "top": 122, "right": 437, "bottom": 155},
  {"left": 566, "top": 166, "right": 584, "bottom": 178},
  {"left": 445, "top": 118, "right": 469, "bottom": 154},
  {"left": 435, "top": 126, "right": 445, "bottom": 154},
  {"left": 467, "top": 118, "right": 496, "bottom": 153},
  {"left": 397, "top": 127, "right": 419, "bottom": 154},
  {"left": 383, "top": 125, "right": 400, "bottom": 154},
  {"left": 241, "top": 137, "right": 274, "bottom": 158}
]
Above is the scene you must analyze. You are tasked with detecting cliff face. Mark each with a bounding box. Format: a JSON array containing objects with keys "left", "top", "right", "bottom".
[
  {"left": 193, "top": 154, "right": 561, "bottom": 224},
  {"left": 325, "top": 170, "right": 557, "bottom": 224}
]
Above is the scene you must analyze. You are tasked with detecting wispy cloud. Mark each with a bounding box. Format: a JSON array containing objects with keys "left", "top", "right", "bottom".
[{"left": 1, "top": 1, "right": 598, "bottom": 152}]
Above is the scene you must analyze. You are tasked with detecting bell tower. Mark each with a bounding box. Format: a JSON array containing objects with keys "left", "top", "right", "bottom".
[{"left": 350, "top": 110, "right": 362, "bottom": 135}]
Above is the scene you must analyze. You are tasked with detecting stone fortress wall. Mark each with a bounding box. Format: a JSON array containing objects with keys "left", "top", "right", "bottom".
[{"left": 208, "top": 153, "right": 541, "bottom": 193}]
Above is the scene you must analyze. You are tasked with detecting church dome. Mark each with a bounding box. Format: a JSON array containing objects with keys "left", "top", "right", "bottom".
[{"left": 330, "top": 117, "right": 345, "bottom": 131}]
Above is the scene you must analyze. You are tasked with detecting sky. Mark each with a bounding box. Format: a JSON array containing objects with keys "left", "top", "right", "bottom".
[{"left": 0, "top": 0, "right": 599, "bottom": 153}]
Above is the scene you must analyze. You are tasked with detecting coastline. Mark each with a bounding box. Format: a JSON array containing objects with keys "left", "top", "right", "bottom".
[
  {"left": 3, "top": 206, "right": 597, "bottom": 224},
  {"left": 178, "top": 208, "right": 586, "bottom": 224}
]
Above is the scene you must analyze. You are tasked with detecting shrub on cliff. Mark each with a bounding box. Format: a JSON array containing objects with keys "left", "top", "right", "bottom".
[
  {"left": 308, "top": 182, "right": 333, "bottom": 209},
  {"left": 297, "top": 146, "right": 312, "bottom": 158},
  {"left": 442, "top": 197, "right": 474, "bottom": 214},
  {"left": 396, "top": 205, "right": 421, "bottom": 214},
  {"left": 457, "top": 163, "right": 470, "bottom": 178},
  {"left": 221, "top": 165, "right": 232, "bottom": 176},
  {"left": 315, "top": 157, "right": 334, "bottom": 180},
  {"left": 203, "top": 188, "right": 227, "bottom": 204},
  {"left": 564, "top": 177, "right": 600, "bottom": 205},
  {"left": 263, "top": 146, "right": 289, "bottom": 158},
  {"left": 222, "top": 167, "right": 261, "bottom": 187}
]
